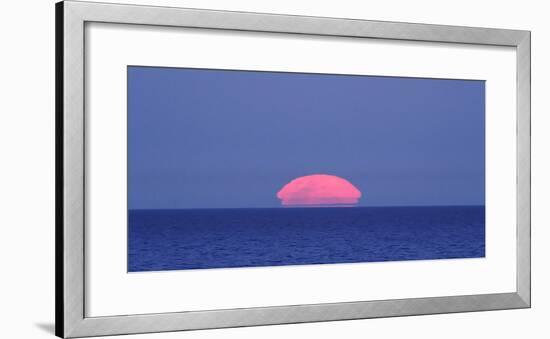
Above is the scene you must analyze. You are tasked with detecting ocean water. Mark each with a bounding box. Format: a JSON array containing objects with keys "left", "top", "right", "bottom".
[{"left": 128, "top": 206, "right": 485, "bottom": 272}]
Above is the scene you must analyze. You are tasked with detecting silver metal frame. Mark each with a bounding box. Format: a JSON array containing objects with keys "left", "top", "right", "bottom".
[{"left": 56, "top": 1, "right": 531, "bottom": 337}]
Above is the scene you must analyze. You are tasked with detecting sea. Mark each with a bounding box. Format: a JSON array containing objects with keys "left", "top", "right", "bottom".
[{"left": 128, "top": 206, "right": 485, "bottom": 272}]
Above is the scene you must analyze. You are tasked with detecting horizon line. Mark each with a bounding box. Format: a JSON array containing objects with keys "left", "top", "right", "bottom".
[{"left": 128, "top": 204, "right": 485, "bottom": 211}]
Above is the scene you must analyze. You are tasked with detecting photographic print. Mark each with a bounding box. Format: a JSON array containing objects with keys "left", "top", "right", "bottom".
[
  {"left": 56, "top": 5, "right": 530, "bottom": 335},
  {"left": 127, "top": 66, "right": 485, "bottom": 272}
]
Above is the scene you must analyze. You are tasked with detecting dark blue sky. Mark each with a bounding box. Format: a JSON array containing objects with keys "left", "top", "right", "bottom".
[{"left": 128, "top": 67, "right": 485, "bottom": 209}]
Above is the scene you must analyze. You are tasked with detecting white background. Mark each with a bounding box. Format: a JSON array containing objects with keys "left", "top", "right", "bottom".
[
  {"left": 87, "top": 23, "right": 517, "bottom": 316},
  {"left": 0, "top": 0, "right": 547, "bottom": 338}
]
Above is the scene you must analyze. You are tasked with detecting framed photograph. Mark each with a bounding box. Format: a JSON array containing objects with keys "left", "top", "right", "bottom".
[{"left": 56, "top": 1, "right": 531, "bottom": 337}]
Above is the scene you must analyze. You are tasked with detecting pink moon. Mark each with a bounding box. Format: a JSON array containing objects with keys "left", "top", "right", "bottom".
[{"left": 277, "top": 174, "right": 362, "bottom": 207}]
